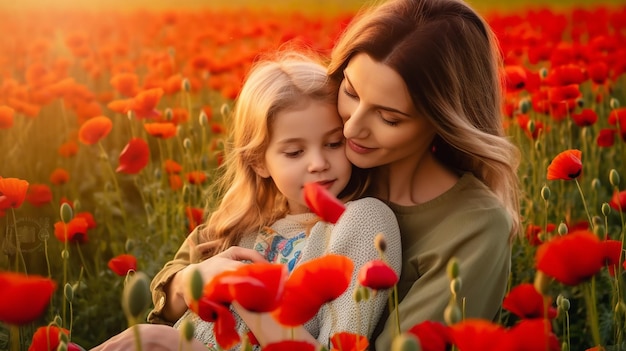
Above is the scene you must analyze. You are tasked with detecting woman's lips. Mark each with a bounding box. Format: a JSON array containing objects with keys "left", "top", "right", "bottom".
[{"left": 348, "top": 139, "right": 375, "bottom": 154}]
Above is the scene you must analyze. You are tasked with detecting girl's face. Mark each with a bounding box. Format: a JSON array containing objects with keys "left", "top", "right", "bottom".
[
  {"left": 337, "top": 53, "right": 437, "bottom": 171},
  {"left": 257, "top": 101, "right": 352, "bottom": 215}
]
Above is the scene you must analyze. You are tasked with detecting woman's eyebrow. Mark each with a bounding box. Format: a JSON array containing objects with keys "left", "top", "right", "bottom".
[{"left": 343, "top": 71, "right": 412, "bottom": 117}]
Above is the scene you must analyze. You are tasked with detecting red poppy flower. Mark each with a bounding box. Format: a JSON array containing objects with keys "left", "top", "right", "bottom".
[
  {"left": 358, "top": 259, "right": 398, "bottom": 290},
  {"left": 75, "top": 211, "right": 97, "bottom": 229},
  {"left": 608, "top": 108, "right": 626, "bottom": 129},
  {"left": 25, "top": 184, "right": 53, "bottom": 207},
  {"left": 224, "top": 263, "right": 288, "bottom": 312},
  {"left": 330, "top": 332, "right": 369, "bottom": 351},
  {"left": 0, "top": 177, "right": 29, "bottom": 210},
  {"left": 169, "top": 174, "right": 183, "bottom": 191},
  {"left": 144, "top": 122, "right": 177, "bottom": 139},
  {"left": 597, "top": 129, "right": 616, "bottom": 148},
  {"left": 273, "top": 254, "right": 353, "bottom": 326},
  {"left": 50, "top": 167, "right": 70, "bottom": 185},
  {"left": 546, "top": 149, "right": 582, "bottom": 180},
  {"left": 164, "top": 159, "right": 183, "bottom": 174},
  {"left": 502, "top": 283, "right": 557, "bottom": 319},
  {"left": 546, "top": 84, "right": 581, "bottom": 103},
  {"left": 58, "top": 140, "right": 79, "bottom": 158},
  {"left": 303, "top": 182, "right": 346, "bottom": 224},
  {"left": 185, "top": 206, "right": 204, "bottom": 232},
  {"left": 108, "top": 254, "right": 137, "bottom": 276},
  {"left": 132, "top": 88, "right": 164, "bottom": 118},
  {"left": 503, "top": 65, "right": 527, "bottom": 93},
  {"left": 0, "top": 105, "right": 15, "bottom": 129},
  {"left": 192, "top": 297, "right": 240, "bottom": 349},
  {"left": 110, "top": 72, "right": 139, "bottom": 97},
  {"left": 587, "top": 61, "right": 609, "bottom": 84},
  {"left": 78, "top": 116, "right": 113, "bottom": 145},
  {"left": 603, "top": 240, "right": 623, "bottom": 276},
  {"left": 263, "top": 341, "right": 316, "bottom": 351},
  {"left": 516, "top": 114, "right": 546, "bottom": 140},
  {"left": 0, "top": 271, "right": 56, "bottom": 325},
  {"left": 499, "top": 319, "right": 560, "bottom": 351},
  {"left": 116, "top": 137, "right": 150, "bottom": 174},
  {"left": 407, "top": 320, "right": 453, "bottom": 351},
  {"left": 545, "top": 64, "right": 587, "bottom": 86},
  {"left": 571, "top": 108, "right": 598, "bottom": 127},
  {"left": 29, "top": 325, "right": 70, "bottom": 351},
  {"left": 186, "top": 171, "right": 207, "bottom": 185},
  {"left": 54, "top": 217, "right": 89, "bottom": 244},
  {"left": 535, "top": 231, "right": 605, "bottom": 285},
  {"left": 449, "top": 319, "right": 506, "bottom": 351},
  {"left": 609, "top": 190, "right": 626, "bottom": 212},
  {"left": 107, "top": 98, "right": 134, "bottom": 115},
  {"left": 525, "top": 223, "right": 556, "bottom": 246}
]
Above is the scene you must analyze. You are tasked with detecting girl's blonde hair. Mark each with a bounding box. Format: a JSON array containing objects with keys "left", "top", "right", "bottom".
[
  {"left": 198, "top": 51, "right": 369, "bottom": 257},
  {"left": 328, "top": 0, "right": 521, "bottom": 236}
]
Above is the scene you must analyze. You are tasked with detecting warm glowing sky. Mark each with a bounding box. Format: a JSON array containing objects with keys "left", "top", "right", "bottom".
[{"left": 1, "top": 0, "right": 622, "bottom": 13}]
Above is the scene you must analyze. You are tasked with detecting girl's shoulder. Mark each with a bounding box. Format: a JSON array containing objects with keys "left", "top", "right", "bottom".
[{"left": 342, "top": 197, "right": 396, "bottom": 222}]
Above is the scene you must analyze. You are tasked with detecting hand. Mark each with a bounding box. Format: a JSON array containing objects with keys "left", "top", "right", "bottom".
[
  {"left": 179, "top": 246, "right": 267, "bottom": 306},
  {"left": 90, "top": 324, "right": 206, "bottom": 351}
]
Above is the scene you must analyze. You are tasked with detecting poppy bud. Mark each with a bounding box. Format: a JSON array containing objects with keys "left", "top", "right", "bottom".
[
  {"left": 519, "top": 99, "right": 531, "bottom": 114},
  {"left": 182, "top": 78, "right": 191, "bottom": 92},
  {"left": 591, "top": 178, "right": 601, "bottom": 190},
  {"left": 199, "top": 111, "right": 208, "bottom": 126},
  {"left": 610, "top": 98, "right": 620, "bottom": 109},
  {"left": 127, "top": 110, "right": 135, "bottom": 121},
  {"left": 610, "top": 169, "right": 620, "bottom": 187},
  {"left": 220, "top": 103, "right": 231, "bottom": 117},
  {"left": 59, "top": 329, "right": 69, "bottom": 343},
  {"left": 60, "top": 203, "right": 73, "bottom": 224},
  {"left": 164, "top": 108, "right": 173, "bottom": 121},
  {"left": 62, "top": 249, "right": 69, "bottom": 260},
  {"left": 444, "top": 301, "right": 462, "bottom": 326},
  {"left": 358, "top": 260, "right": 398, "bottom": 290},
  {"left": 541, "top": 185, "right": 551, "bottom": 201},
  {"left": 64, "top": 283, "right": 74, "bottom": 303},
  {"left": 539, "top": 67, "right": 548, "bottom": 78},
  {"left": 122, "top": 271, "right": 151, "bottom": 323},
  {"left": 353, "top": 286, "right": 363, "bottom": 302},
  {"left": 446, "top": 257, "right": 459, "bottom": 279},
  {"left": 562, "top": 342, "right": 569, "bottom": 351},
  {"left": 189, "top": 268, "right": 203, "bottom": 301},
  {"left": 181, "top": 318, "right": 195, "bottom": 341},
  {"left": 391, "top": 333, "right": 421, "bottom": 351},
  {"left": 374, "top": 233, "right": 387, "bottom": 253},
  {"left": 527, "top": 119, "right": 535, "bottom": 134},
  {"left": 558, "top": 296, "right": 570, "bottom": 312},
  {"left": 558, "top": 222, "right": 568, "bottom": 235},
  {"left": 615, "top": 301, "right": 626, "bottom": 316},
  {"left": 183, "top": 138, "right": 192, "bottom": 150},
  {"left": 125, "top": 238, "right": 135, "bottom": 253},
  {"left": 534, "top": 140, "right": 541, "bottom": 152}
]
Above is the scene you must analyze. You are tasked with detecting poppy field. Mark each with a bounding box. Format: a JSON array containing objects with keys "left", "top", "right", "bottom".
[{"left": 1, "top": 2, "right": 626, "bottom": 351}]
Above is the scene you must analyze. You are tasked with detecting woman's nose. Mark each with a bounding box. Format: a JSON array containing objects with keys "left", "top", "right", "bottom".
[{"left": 342, "top": 107, "right": 367, "bottom": 139}]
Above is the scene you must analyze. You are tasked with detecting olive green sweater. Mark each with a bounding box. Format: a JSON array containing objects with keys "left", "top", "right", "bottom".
[{"left": 372, "top": 173, "right": 512, "bottom": 350}]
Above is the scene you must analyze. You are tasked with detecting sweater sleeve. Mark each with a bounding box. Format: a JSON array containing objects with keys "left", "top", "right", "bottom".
[
  {"left": 373, "top": 206, "right": 511, "bottom": 349},
  {"left": 312, "top": 197, "right": 402, "bottom": 346},
  {"left": 147, "top": 227, "right": 201, "bottom": 325}
]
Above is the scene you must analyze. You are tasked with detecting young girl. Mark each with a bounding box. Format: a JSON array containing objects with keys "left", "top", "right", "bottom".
[{"left": 149, "top": 52, "right": 402, "bottom": 349}]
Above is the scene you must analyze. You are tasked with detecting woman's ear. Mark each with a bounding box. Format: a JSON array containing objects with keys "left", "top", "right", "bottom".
[{"left": 252, "top": 163, "right": 270, "bottom": 178}]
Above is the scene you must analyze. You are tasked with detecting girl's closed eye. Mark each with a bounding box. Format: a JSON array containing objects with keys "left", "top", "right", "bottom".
[
  {"left": 326, "top": 140, "right": 345, "bottom": 149},
  {"left": 283, "top": 149, "right": 303, "bottom": 158}
]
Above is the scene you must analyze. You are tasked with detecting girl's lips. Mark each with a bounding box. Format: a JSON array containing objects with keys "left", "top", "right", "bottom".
[
  {"left": 348, "top": 139, "right": 375, "bottom": 154},
  {"left": 317, "top": 180, "right": 335, "bottom": 189}
]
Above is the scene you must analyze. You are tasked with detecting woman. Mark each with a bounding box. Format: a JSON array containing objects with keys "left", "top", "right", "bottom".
[{"left": 327, "top": 0, "right": 521, "bottom": 348}]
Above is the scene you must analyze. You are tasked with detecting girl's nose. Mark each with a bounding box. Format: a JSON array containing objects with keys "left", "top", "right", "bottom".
[{"left": 308, "top": 151, "right": 330, "bottom": 173}]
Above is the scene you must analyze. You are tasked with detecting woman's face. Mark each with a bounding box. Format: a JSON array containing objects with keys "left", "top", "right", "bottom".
[{"left": 337, "top": 53, "right": 437, "bottom": 170}]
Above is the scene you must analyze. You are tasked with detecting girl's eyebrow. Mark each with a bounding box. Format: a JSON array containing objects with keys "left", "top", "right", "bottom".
[
  {"left": 344, "top": 72, "right": 413, "bottom": 118},
  {"left": 276, "top": 127, "right": 343, "bottom": 145}
]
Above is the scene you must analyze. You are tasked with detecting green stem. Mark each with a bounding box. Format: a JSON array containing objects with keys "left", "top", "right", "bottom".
[
  {"left": 393, "top": 285, "right": 400, "bottom": 338},
  {"left": 10, "top": 208, "right": 27, "bottom": 273},
  {"left": 132, "top": 324, "right": 143, "bottom": 351},
  {"left": 584, "top": 279, "right": 602, "bottom": 347},
  {"left": 10, "top": 325, "right": 20, "bottom": 351},
  {"left": 574, "top": 179, "right": 593, "bottom": 231}
]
